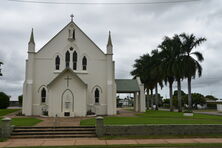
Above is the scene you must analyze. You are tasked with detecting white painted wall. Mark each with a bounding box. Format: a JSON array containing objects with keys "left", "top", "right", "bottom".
[{"left": 22, "top": 21, "right": 116, "bottom": 117}]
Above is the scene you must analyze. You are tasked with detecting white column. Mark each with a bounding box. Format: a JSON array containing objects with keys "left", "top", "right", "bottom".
[
  {"left": 134, "top": 92, "right": 139, "bottom": 112},
  {"left": 136, "top": 77, "right": 146, "bottom": 112}
]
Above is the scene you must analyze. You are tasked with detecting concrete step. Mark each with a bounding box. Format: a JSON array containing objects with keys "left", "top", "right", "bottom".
[
  {"left": 13, "top": 128, "right": 95, "bottom": 132},
  {"left": 11, "top": 126, "right": 97, "bottom": 139},
  {"left": 12, "top": 131, "right": 95, "bottom": 135},
  {"left": 14, "top": 126, "right": 95, "bottom": 129},
  {"left": 10, "top": 134, "right": 97, "bottom": 139}
]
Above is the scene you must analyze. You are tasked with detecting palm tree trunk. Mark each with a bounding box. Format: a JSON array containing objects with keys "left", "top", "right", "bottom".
[
  {"left": 150, "top": 89, "right": 154, "bottom": 110},
  {"left": 169, "top": 81, "right": 173, "bottom": 112},
  {"left": 188, "top": 77, "right": 192, "bottom": 110},
  {"left": 177, "top": 78, "right": 182, "bottom": 112},
  {"left": 155, "top": 84, "right": 158, "bottom": 110},
  {"left": 146, "top": 89, "right": 150, "bottom": 110}
]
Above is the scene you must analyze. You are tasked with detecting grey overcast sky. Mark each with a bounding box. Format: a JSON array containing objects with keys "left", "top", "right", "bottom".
[{"left": 0, "top": 0, "right": 222, "bottom": 100}]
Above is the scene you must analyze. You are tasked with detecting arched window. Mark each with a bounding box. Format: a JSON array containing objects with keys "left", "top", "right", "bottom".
[
  {"left": 65, "top": 51, "right": 70, "bottom": 68},
  {"left": 73, "top": 51, "right": 77, "bottom": 70},
  {"left": 95, "top": 88, "right": 99, "bottom": 103},
  {"left": 73, "top": 29, "right": 75, "bottom": 40},
  {"left": 55, "top": 55, "right": 60, "bottom": 70},
  {"left": 41, "top": 88, "right": 46, "bottom": 103},
  {"left": 82, "top": 56, "right": 87, "bottom": 70}
]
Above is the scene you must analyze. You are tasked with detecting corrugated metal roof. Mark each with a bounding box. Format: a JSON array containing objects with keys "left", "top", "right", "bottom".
[{"left": 115, "top": 79, "right": 140, "bottom": 93}]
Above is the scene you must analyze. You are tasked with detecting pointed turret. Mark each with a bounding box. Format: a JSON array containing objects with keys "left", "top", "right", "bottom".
[
  {"left": 28, "top": 28, "right": 35, "bottom": 53},
  {"left": 107, "top": 31, "right": 113, "bottom": 47},
  {"left": 106, "top": 31, "right": 113, "bottom": 55},
  {"left": 29, "top": 28, "right": 35, "bottom": 44}
]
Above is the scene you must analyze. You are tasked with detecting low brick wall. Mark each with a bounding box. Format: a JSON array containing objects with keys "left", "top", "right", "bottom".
[{"left": 103, "top": 125, "right": 222, "bottom": 136}]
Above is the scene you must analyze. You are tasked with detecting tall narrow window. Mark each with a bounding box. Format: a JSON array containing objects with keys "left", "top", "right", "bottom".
[
  {"left": 65, "top": 51, "right": 70, "bottom": 68},
  {"left": 95, "top": 88, "right": 99, "bottom": 103},
  {"left": 41, "top": 88, "right": 46, "bottom": 103},
  {"left": 72, "top": 29, "right": 75, "bottom": 40},
  {"left": 73, "top": 51, "right": 77, "bottom": 70},
  {"left": 82, "top": 56, "right": 87, "bottom": 70},
  {"left": 55, "top": 55, "right": 60, "bottom": 70}
]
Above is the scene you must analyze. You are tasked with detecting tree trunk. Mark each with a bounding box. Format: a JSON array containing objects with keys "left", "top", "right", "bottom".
[
  {"left": 188, "top": 77, "right": 192, "bottom": 111},
  {"left": 169, "top": 81, "right": 173, "bottom": 112},
  {"left": 150, "top": 89, "right": 154, "bottom": 110},
  {"left": 177, "top": 79, "right": 182, "bottom": 112},
  {"left": 146, "top": 89, "right": 149, "bottom": 110},
  {"left": 155, "top": 84, "right": 159, "bottom": 110}
]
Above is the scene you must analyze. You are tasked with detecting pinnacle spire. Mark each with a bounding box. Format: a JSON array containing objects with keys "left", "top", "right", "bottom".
[
  {"left": 107, "top": 31, "right": 113, "bottom": 47},
  {"left": 29, "top": 28, "right": 35, "bottom": 44}
]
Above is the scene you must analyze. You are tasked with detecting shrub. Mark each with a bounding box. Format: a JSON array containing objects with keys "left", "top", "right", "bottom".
[
  {"left": 87, "top": 110, "right": 95, "bottom": 115},
  {"left": 0, "top": 92, "right": 10, "bottom": 109}
]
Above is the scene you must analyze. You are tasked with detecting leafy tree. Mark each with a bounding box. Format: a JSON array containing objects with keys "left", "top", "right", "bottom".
[
  {"left": 205, "top": 95, "right": 218, "bottom": 101},
  {"left": 184, "top": 93, "right": 206, "bottom": 109},
  {"left": 0, "top": 92, "right": 10, "bottom": 109},
  {"left": 180, "top": 33, "right": 206, "bottom": 110},
  {"left": 173, "top": 90, "right": 187, "bottom": 108}
]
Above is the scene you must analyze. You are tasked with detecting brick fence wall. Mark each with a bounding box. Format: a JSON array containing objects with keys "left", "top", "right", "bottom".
[{"left": 102, "top": 124, "right": 222, "bottom": 136}]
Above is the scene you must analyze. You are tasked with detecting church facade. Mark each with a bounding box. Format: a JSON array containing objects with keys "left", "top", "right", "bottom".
[{"left": 22, "top": 17, "right": 116, "bottom": 117}]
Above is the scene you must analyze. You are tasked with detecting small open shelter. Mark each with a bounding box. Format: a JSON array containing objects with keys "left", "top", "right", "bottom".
[{"left": 115, "top": 77, "right": 146, "bottom": 112}]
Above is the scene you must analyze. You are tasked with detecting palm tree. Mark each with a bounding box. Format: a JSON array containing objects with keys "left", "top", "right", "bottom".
[
  {"left": 131, "top": 54, "right": 153, "bottom": 110},
  {"left": 172, "top": 34, "right": 185, "bottom": 112},
  {"left": 159, "top": 35, "right": 184, "bottom": 112},
  {"left": 180, "top": 33, "right": 206, "bottom": 110},
  {"left": 150, "top": 49, "right": 163, "bottom": 110},
  {"left": 158, "top": 36, "right": 176, "bottom": 112}
]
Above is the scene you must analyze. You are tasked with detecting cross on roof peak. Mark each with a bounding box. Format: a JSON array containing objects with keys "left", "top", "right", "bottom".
[{"left": 70, "top": 14, "right": 74, "bottom": 22}]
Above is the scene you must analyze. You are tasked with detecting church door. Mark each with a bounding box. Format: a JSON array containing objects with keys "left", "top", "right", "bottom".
[{"left": 61, "top": 89, "right": 74, "bottom": 117}]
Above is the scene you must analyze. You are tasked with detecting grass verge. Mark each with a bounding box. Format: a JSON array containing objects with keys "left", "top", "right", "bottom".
[
  {"left": 11, "top": 118, "right": 42, "bottom": 126},
  {"left": 0, "top": 138, "right": 7, "bottom": 142},
  {"left": 0, "top": 117, "right": 42, "bottom": 126},
  {"left": 13, "top": 143, "right": 222, "bottom": 148},
  {"left": 0, "top": 109, "right": 20, "bottom": 116},
  {"left": 80, "top": 110, "right": 222, "bottom": 125},
  {"left": 100, "top": 134, "right": 222, "bottom": 140}
]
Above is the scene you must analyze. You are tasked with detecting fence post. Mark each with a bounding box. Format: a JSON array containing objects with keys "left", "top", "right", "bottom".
[
  {"left": 96, "top": 116, "right": 104, "bottom": 137},
  {"left": 1, "top": 117, "right": 12, "bottom": 138}
]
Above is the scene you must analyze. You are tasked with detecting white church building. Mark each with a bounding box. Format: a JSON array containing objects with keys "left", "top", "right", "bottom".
[{"left": 22, "top": 16, "right": 146, "bottom": 117}]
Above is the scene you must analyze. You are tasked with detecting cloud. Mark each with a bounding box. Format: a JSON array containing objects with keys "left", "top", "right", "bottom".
[{"left": 0, "top": 0, "right": 222, "bottom": 100}]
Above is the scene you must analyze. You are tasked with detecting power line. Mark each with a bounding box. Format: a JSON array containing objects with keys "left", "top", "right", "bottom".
[{"left": 8, "top": 0, "right": 201, "bottom": 5}]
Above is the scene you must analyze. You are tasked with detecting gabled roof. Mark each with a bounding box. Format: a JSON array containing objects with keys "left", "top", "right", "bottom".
[
  {"left": 115, "top": 79, "right": 140, "bottom": 93},
  {"left": 47, "top": 68, "right": 87, "bottom": 87},
  {"left": 37, "top": 21, "right": 106, "bottom": 55}
]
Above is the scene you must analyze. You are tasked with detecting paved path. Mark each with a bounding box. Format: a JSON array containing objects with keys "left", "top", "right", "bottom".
[
  {"left": 1, "top": 138, "right": 222, "bottom": 147},
  {"left": 35, "top": 117, "right": 93, "bottom": 126}
]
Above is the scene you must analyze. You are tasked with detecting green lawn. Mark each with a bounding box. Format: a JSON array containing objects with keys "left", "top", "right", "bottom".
[
  {"left": 0, "top": 109, "right": 42, "bottom": 126},
  {"left": 0, "top": 117, "right": 42, "bottom": 126},
  {"left": 80, "top": 110, "right": 222, "bottom": 126},
  {"left": 0, "top": 109, "right": 20, "bottom": 116},
  {"left": 11, "top": 118, "right": 42, "bottom": 126},
  {"left": 101, "top": 134, "right": 222, "bottom": 140}
]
